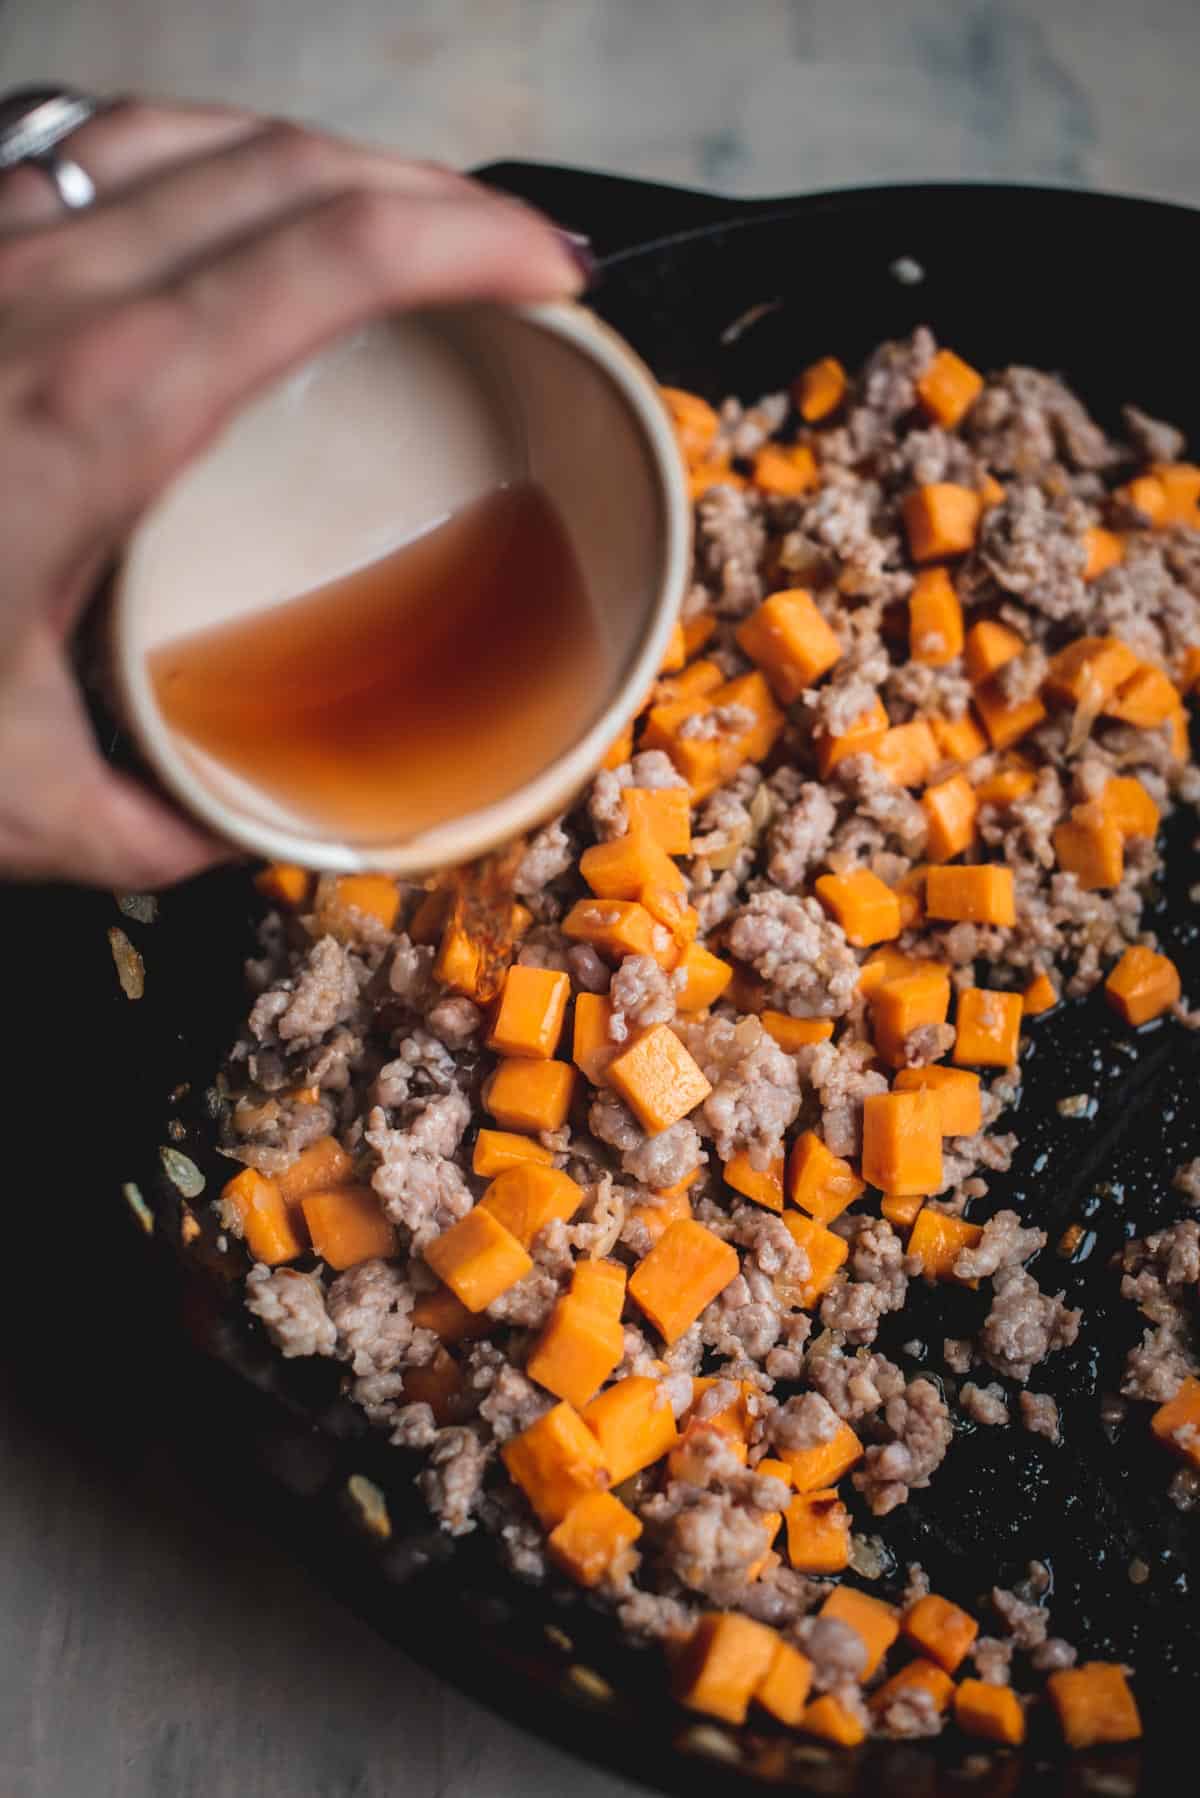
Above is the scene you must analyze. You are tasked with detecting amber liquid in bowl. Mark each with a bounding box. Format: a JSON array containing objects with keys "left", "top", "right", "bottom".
[{"left": 148, "top": 482, "right": 605, "bottom": 844}]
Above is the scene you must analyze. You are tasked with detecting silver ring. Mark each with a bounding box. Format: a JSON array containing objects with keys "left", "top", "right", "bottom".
[{"left": 0, "top": 86, "right": 106, "bottom": 208}]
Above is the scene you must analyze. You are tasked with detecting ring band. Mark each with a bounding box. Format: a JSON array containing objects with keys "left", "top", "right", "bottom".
[{"left": 0, "top": 86, "right": 105, "bottom": 209}]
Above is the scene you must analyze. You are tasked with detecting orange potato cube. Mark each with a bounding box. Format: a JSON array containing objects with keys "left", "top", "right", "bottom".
[
  {"left": 1168, "top": 706, "right": 1190, "bottom": 759},
  {"left": 780, "top": 1212, "right": 849, "bottom": 1307},
  {"left": 659, "top": 620, "right": 686, "bottom": 674},
  {"left": 660, "top": 386, "right": 719, "bottom": 461},
  {"left": 979, "top": 473, "right": 1006, "bottom": 509},
  {"left": 623, "top": 786, "right": 692, "bottom": 855},
  {"left": 909, "top": 567, "right": 965, "bottom": 667},
  {"left": 400, "top": 1350, "right": 466, "bottom": 1425},
  {"left": 881, "top": 1191, "right": 925, "bottom": 1231},
  {"left": 639, "top": 885, "right": 699, "bottom": 962},
  {"left": 628, "top": 1218, "right": 739, "bottom": 1344},
  {"left": 254, "top": 862, "right": 311, "bottom": 907},
  {"left": 570, "top": 1258, "right": 627, "bottom": 1318},
  {"left": 484, "top": 1059, "right": 577, "bottom": 1133},
  {"left": 921, "top": 772, "right": 979, "bottom": 862},
  {"left": 778, "top": 1419, "right": 863, "bottom": 1493},
  {"left": 786, "top": 1131, "right": 865, "bottom": 1224},
  {"left": 434, "top": 916, "right": 483, "bottom": 997},
  {"left": 332, "top": 875, "right": 399, "bottom": 932},
  {"left": 1046, "top": 1663, "right": 1142, "bottom": 1750},
  {"left": 870, "top": 1658, "right": 954, "bottom": 1718},
  {"left": 893, "top": 1065, "right": 982, "bottom": 1136},
  {"left": 902, "top": 483, "right": 980, "bottom": 562},
  {"left": 902, "top": 1593, "right": 979, "bottom": 1673},
  {"left": 479, "top": 1163, "right": 584, "bottom": 1247},
  {"left": 471, "top": 1128, "right": 555, "bottom": 1180},
  {"left": 973, "top": 680, "right": 1047, "bottom": 750},
  {"left": 924, "top": 863, "right": 1015, "bottom": 926},
  {"left": 601, "top": 722, "right": 634, "bottom": 770},
  {"left": 582, "top": 1374, "right": 679, "bottom": 1483},
  {"left": 784, "top": 1488, "right": 850, "bottom": 1574},
  {"left": 301, "top": 1186, "right": 397, "bottom": 1271},
  {"left": 1116, "top": 472, "right": 1168, "bottom": 525},
  {"left": 1152, "top": 460, "right": 1200, "bottom": 523},
  {"left": 580, "top": 832, "right": 684, "bottom": 901},
  {"left": 793, "top": 354, "right": 847, "bottom": 422},
  {"left": 875, "top": 719, "right": 941, "bottom": 788},
  {"left": 953, "top": 987, "right": 1022, "bottom": 1066},
  {"left": 815, "top": 694, "right": 890, "bottom": 776},
  {"left": 1022, "top": 971, "right": 1058, "bottom": 1016},
  {"left": 571, "top": 992, "right": 616, "bottom": 1086},
  {"left": 562, "top": 898, "right": 661, "bottom": 960},
  {"left": 221, "top": 1167, "right": 303, "bottom": 1266},
  {"left": 915, "top": 348, "right": 984, "bottom": 428},
  {"left": 607, "top": 1023, "right": 712, "bottom": 1134},
  {"left": 954, "top": 1680, "right": 1025, "bottom": 1746},
  {"left": 712, "top": 670, "right": 787, "bottom": 764},
  {"left": 1082, "top": 526, "right": 1125, "bottom": 581},
  {"left": 527, "top": 1296, "right": 626, "bottom": 1409},
  {"left": 674, "top": 942, "right": 734, "bottom": 1013},
  {"left": 1106, "top": 662, "right": 1182, "bottom": 728},
  {"left": 724, "top": 1150, "right": 785, "bottom": 1212},
  {"left": 857, "top": 945, "right": 933, "bottom": 995},
  {"left": 424, "top": 1205, "right": 533, "bottom": 1312},
  {"left": 908, "top": 1207, "right": 983, "bottom": 1281},
  {"left": 802, "top": 1695, "right": 867, "bottom": 1748},
  {"left": 815, "top": 868, "right": 902, "bottom": 946},
  {"left": 1054, "top": 808, "right": 1124, "bottom": 891},
  {"left": 626, "top": 1180, "right": 694, "bottom": 1247},
  {"left": 761, "top": 1012, "right": 834, "bottom": 1050},
  {"left": 276, "top": 1135, "right": 355, "bottom": 1206},
  {"left": 682, "top": 610, "right": 718, "bottom": 658},
  {"left": 751, "top": 442, "right": 819, "bottom": 496},
  {"left": 975, "top": 760, "right": 1037, "bottom": 809},
  {"left": 687, "top": 458, "right": 744, "bottom": 501},
  {"left": 486, "top": 965, "right": 570, "bottom": 1060},
  {"left": 673, "top": 1613, "right": 780, "bottom": 1725},
  {"left": 1098, "top": 775, "right": 1160, "bottom": 839},
  {"left": 869, "top": 965, "right": 952, "bottom": 1068},
  {"left": 861, "top": 1090, "right": 943, "bottom": 1196},
  {"left": 410, "top": 1282, "right": 491, "bottom": 1344},
  {"left": 754, "top": 1639, "right": 814, "bottom": 1727},
  {"left": 931, "top": 710, "right": 988, "bottom": 765},
  {"left": 1044, "top": 634, "right": 1139, "bottom": 706},
  {"left": 501, "top": 1400, "right": 610, "bottom": 1527},
  {"left": 1151, "top": 1374, "right": 1200, "bottom": 1467},
  {"left": 547, "top": 1490, "right": 642, "bottom": 1588},
  {"left": 657, "top": 657, "right": 725, "bottom": 706},
  {"left": 735, "top": 588, "right": 842, "bottom": 702},
  {"left": 681, "top": 1376, "right": 759, "bottom": 1445},
  {"left": 1104, "top": 945, "right": 1181, "bottom": 1026},
  {"left": 1180, "top": 644, "right": 1200, "bottom": 693},
  {"left": 965, "top": 619, "right": 1025, "bottom": 685},
  {"left": 819, "top": 1586, "right": 899, "bottom": 1679}
]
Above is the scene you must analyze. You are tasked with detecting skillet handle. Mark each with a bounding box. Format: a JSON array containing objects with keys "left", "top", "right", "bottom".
[{"left": 473, "top": 159, "right": 756, "bottom": 262}]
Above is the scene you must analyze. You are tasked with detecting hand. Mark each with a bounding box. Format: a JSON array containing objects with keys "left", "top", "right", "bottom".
[{"left": 0, "top": 98, "right": 588, "bottom": 889}]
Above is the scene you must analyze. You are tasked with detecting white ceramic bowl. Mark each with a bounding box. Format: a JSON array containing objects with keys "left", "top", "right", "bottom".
[{"left": 112, "top": 300, "right": 691, "bottom": 875}]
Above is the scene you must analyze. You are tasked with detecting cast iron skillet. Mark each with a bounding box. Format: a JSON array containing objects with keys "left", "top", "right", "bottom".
[{"left": 14, "top": 170, "right": 1200, "bottom": 1798}]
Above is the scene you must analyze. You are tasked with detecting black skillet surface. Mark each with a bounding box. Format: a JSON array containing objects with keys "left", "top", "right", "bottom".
[{"left": 12, "top": 170, "right": 1200, "bottom": 1798}]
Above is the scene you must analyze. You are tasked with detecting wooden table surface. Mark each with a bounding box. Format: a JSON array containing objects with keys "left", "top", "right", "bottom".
[{"left": 2, "top": 3, "right": 1198, "bottom": 1794}]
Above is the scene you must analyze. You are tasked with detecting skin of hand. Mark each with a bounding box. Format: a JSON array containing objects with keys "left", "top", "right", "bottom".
[{"left": 0, "top": 98, "right": 589, "bottom": 889}]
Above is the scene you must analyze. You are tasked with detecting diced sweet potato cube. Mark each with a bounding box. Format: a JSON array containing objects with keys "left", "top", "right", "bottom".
[
  {"left": 893, "top": 1065, "right": 982, "bottom": 1136},
  {"left": 857, "top": 945, "right": 932, "bottom": 995},
  {"left": 921, "top": 772, "right": 979, "bottom": 862},
  {"left": 501, "top": 1400, "right": 610, "bottom": 1527},
  {"left": 301, "top": 1186, "right": 396, "bottom": 1270},
  {"left": 924, "top": 864, "right": 1015, "bottom": 926},
  {"left": 778, "top": 1419, "right": 863, "bottom": 1493},
  {"left": 674, "top": 942, "right": 733, "bottom": 1013},
  {"left": 819, "top": 1586, "right": 899, "bottom": 1679},
  {"left": 1116, "top": 472, "right": 1168, "bottom": 524},
  {"left": 1054, "top": 808, "right": 1124, "bottom": 891},
  {"left": 639, "top": 885, "right": 698, "bottom": 962},
  {"left": 484, "top": 1059, "right": 577, "bottom": 1133},
  {"left": 802, "top": 1695, "right": 866, "bottom": 1747},
  {"left": 1105, "top": 945, "right": 1181, "bottom": 1026},
  {"left": 276, "top": 1135, "right": 355, "bottom": 1205},
  {"left": 254, "top": 862, "right": 311, "bottom": 907},
  {"left": 580, "top": 832, "right": 684, "bottom": 901},
  {"left": 870, "top": 1658, "right": 954, "bottom": 1717},
  {"left": 562, "top": 898, "right": 661, "bottom": 960},
  {"left": 510, "top": 902, "right": 533, "bottom": 939},
  {"left": 793, "top": 354, "right": 847, "bottom": 422},
  {"left": 582, "top": 1374, "right": 679, "bottom": 1482},
  {"left": 657, "top": 658, "right": 725, "bottom": 706},
  {"left": 754, "top": 1639, "right": 814, "bottom": 1726},
  {"left": 713, "top": 670, "right": 786, "bottom": 764},
  {"left": 333, "top": 874, "right": 399, "bottom": 931},
  {"left": 761, "top": 1012, "right": 834, "bottom": 1050},
  {"left": 979, "top": 473, "right": 1006, "bottom": 509},
  {"left": 1180, "top": 644, "right": 1200, "bottom": 693},
  {"left": 686, "top": 457, "right": 744, "bottom": 501},
  {"left": 902, "top": 483, "right": 980, "bottom": 562},
  {"left": 1152, "top": 460, "right": 1200, "bottom": 523},
  {"left": 682, "top": 610, "right": 717, "bottom": 658},
  {"left": 1022, "top": 971, "right": 1058, "bottom": 1016},
  {"left": 869, "top": 965, "right": 952, "bottom": 1068},
  {"left": 400, "top": 1349, "right": 466, "bottom": 1425},
  {"left": 915, "top": 348, "right": 984, "bottom": 428},
  {"left": 780, "top": 1212, "right": 850, "bottom": 1307},
  {"left": 974, "top": 680, "right": 1047, "bottom": 750},
  {"left": 673, "top": 1613, "right": 780, "bottom": 1725},
  {"left": 626, "top": 1180, "right": 694, "bottom": 1247},
  {"left": 875, "top": 719, "right": 940, "bottom": 788},
  {"left": 434, "top": 916, "right": 483, "bottom": 997},
  {"left": 965, "top": 619, "right": 1025, "bottom": 685},
  {"left": 1082, "top": 526, "right": 1125, "bottom": 581},
  {"left": 953, "top": 987, "right": 1022, "bottom": 1066},
  {"left": 659, "top": 620, "right": 686, "bottom": 674},
  {"left": 623, "top": 786, "right": 692, "bottom": 855},
  {"left": 786, "top": 1131, "right": 865, "bottom": 1224},
  {"left": 724, "top": 1150, "right": 784, "bottom": 1212},
  {"left": 861, "top": 1090, "right": 943, "bottom": 1196},
  {"left": 221, "top": 1167, "right": 303, "bottom": 1266},
  {"left": 1098, "top": 775, "right": 1160, "bottom": 839},
  {"left": 1106, "top": 662, "right": 1182, "bottom": 728},
  {"left": 547, "top": 1490, "right": 642, "bottom": 1588},
  {"left": 479, "top": 1163, "right": 584, "bottom": 1246},
  {"left": 410, "top": 1282, "right": 491, "bottom": 1343},
  {"left": 629, "top": 1218, "right": 739, "bottom": 1343},
  {"left": 815, "top": 868, "right": 902, "bottom": 946},
  {"left": 682, "top": 1376, "right": 759, "bottom": 1443},
  {"left": 1150, "top": 1374, "right": 1200, "bottom": 1467},
  {"left": 1169, "top": 706, "right": 1190, "bottom": 758},
  {"left": 471, "top": 1128, "right": 554, "bottom": 1180},
  {"left": 751, "top": 442, "right": 819, "bottom": 496},
  {"left": 424, "top": 1205, "right": 533, "bottom": 1312},
  {"left": 1046, "top": 1662, "right": 1142, "bottom": 1750},
  {"left": 902, "top": 1593, "right": 979, "bottom": 1673},
  {"left": 661, "top": 386, "right": 719, "bottom": 461},
  {"left": 735, "top": 588, "right": 842, "bottom": 702},
  {"left": 975, "top": 758, "right": 1036, "bottom": 809},
  {"left": 601, "top": 722, "right": 634, "bottom": 770},
  {"left": 571, "top": 1258, "right": 627, "bottom": 1318},
  {"left": 784, "top": 1488, "right": 850, "bottom": 1573},
  {"left": 909, "top": 567, "right": 964, "bottom": 667},
  {"left": 931, "top": 710, "right": 988, "bottom": 765},
  {"left": 815, "top": 694, "right": 890, "bottom": 776},
  {"left": 486, "top": 965, "right": 570, "bottom": 1059},
  {"left": 908, "top": 1207, "right": 982, "bottom": 1281},
  {"left": 607, "top": 1023, "right": 712, "bottom": 1134},
  {"left": 1044, "top": 634, "right": 1139, "bottom": 705},
  {"left": 954, "top": 1680, "right": 1025, "bottom": 1746},
  {"left": 880, "top": 1191, "right": 925, "bottom": 1230},
  {"left": 527, "top": 1295, "right": 625, "bottom": 1408}
]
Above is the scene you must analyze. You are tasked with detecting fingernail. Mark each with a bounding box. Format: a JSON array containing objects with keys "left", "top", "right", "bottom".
[{"left": 554, "top": 228, "right": 596, "bottom": 288}]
